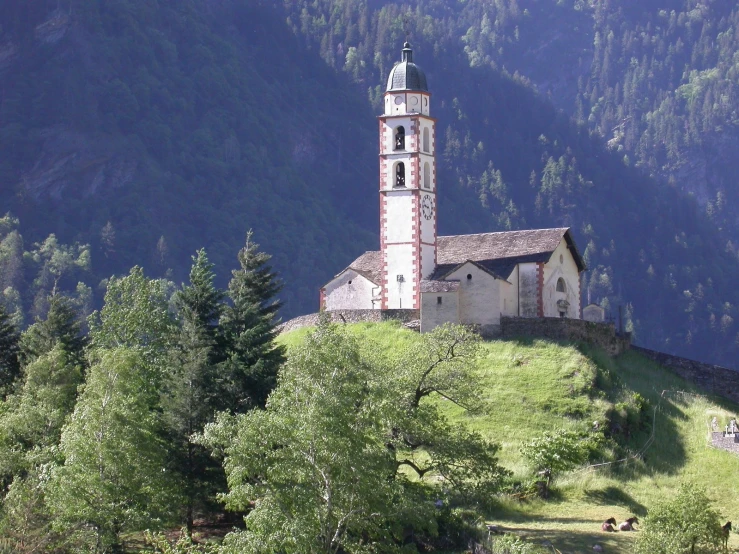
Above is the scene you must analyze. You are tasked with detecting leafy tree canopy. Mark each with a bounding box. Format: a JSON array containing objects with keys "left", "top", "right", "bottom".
[
  {"left": 201, "top": 320, "right": 508, "bottom": 553},
  {"left": 635, "top": 483, "right": 725, "bottom": 554}
]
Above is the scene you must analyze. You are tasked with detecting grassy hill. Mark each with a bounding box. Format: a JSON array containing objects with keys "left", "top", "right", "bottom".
[{"left": 279, "top": 322, "right": 739, "bottom": 553}]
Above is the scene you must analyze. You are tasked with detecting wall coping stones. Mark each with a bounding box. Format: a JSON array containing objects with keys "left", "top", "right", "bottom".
[
  {"left": 279, "top": 309, "right": 420, "bottom": 334},
  {"left": 499, "top": 316, "right": 631, "bottom": 356},
  {"left": 632, "top": 346, "right": 739, "bottom": 404}
]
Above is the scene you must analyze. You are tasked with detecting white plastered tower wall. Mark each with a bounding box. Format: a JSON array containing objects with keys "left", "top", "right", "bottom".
[{"left": 379, "top": 43, "right": 437, "bottom": 310}]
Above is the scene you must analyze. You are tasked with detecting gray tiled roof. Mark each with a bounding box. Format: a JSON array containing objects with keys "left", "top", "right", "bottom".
[
  {"left": 386, "top": 42, "right": 428, "bottom": 92},
  {"left": 437, "top": 228, "right": 576, "bottom": 265},
  {"left": 387, "top": 62, "right": 428, "bottom": 92},
  {"left": 330, "top": 228, "right": 585, "bottom": 288},
  {"left": 346, "top": 250, "right": 382, "bottom": 284},
  {"left": 420, "top": 280, "right": 460, "bottom": 293}
]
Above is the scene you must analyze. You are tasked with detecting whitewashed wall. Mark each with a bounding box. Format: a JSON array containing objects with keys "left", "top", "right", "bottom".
[
  {"left": 519, "top": 262, "right": 539, "bottom": 317},
  {"left": 420, "top": 243, "right": 435, "bottom": 280},
  {"left": 383, "top": 191, "right": 413, "bottom": 242},
  {"left": 380, "top": 116, "right": 413, "bottom": 156},
  {"left": 499, "top": 271, "right": 518, "bottom": 316},
  {"left": 384, "top": 243, "right": 416, "bottom": 309},
  {"left": 446, "top": 263, "right": 502, "bottom": 326},
  {"left": 324, "top": 271, "right": 378, "bottom": 310},
  {"left": 420, "top": 291, "right": 459, "bottom": 332},
  {"left": 583, "top": 304, "right": 605, "bottom": 322},
  {"left": 384, "top": 92, "right": 430, "bottom": 116},
  {"left": 542, "top": 239, "right": 581, "bottom": 318}
]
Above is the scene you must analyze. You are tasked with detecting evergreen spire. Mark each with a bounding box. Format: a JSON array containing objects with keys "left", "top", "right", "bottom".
[{"left": 0, "top": 303, "right": 21, "bottom": 397}]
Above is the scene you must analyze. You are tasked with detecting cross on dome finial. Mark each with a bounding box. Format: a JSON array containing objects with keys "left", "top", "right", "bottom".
[{"left": 402, "top": 42, "right": 413, "bottom": 63}]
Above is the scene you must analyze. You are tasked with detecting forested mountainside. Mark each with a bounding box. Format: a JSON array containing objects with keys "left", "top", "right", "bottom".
[{"left": 0, "top": 0, "right": 738, "bottom": 366}]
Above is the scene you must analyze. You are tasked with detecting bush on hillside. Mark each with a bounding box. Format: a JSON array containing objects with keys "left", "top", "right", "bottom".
[
  {"left": 488, "top": 534, "right": 547, "bottom": 553},
  {"left": 634, "top": 483, "right": 725, "bottom": 554},
  {"left": 606, "top": 392, "right": 651, "bottom": 440},
  {"left": 520, "top": 429, "right": 603, "bottom": 497}
]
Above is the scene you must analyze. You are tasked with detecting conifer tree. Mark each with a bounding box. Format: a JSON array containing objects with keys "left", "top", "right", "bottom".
[
  {"left": 175, "top": 249, "right": 225, "bottom": 360},
  {"left": 163, "top": 250, "right": 227, "bottom": 534},
  {"left": 0, "top": 302, "right": 21, "bottom": 397},
  {"left": 21, "top": 295, "right": 86, "bottom": 369},
  {"left": 220, "top": 231, "right": 285, "bottom": 411}
]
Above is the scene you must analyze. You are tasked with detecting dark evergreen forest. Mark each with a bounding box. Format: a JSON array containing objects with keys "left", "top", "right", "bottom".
[{"left": 0, "top": 0, "right": 738, "bottom": 366}]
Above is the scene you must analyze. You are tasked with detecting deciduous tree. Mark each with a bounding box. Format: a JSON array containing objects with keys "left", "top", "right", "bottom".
[
  {"left": 202, "top": 320, "right": 507, "bottom": 553},
  {"left": 47, "top": 348, "right": 180, "bottom": 553},
  {"left": 635, "top": 483, "right": 725, "bottom": 554}
]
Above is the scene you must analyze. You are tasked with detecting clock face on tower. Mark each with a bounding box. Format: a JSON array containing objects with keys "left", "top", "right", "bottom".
[{"left": 421, "top": 194, "right": 435, "bottom": 220}]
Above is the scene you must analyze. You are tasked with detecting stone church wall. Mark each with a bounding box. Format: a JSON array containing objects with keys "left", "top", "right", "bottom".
[
  {"left": 500, "top": 316, "right": 630, "bottom": 356},
  {"left": 631, "top": 346, "right": 739, "bottom": 405}
]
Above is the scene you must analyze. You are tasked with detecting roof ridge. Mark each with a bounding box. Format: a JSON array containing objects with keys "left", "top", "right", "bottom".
[{"left": 439, "top": 227, "right": 570, "bottom": 239}]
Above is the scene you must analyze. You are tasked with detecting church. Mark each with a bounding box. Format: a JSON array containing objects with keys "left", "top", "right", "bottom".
[{"left": 320, "top": 43, "right": 587, "bottom": 334}]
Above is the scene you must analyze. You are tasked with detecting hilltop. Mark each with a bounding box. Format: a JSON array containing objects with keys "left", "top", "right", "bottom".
[{"left": 280, "top": 322, "right": 739, "bottom": 553}]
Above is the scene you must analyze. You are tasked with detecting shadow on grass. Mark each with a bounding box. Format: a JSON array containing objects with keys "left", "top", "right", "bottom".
[
  {"left": 578, "top": 348, "right": 692, "bottom": 478},
  {"left": 582, "top": 486, "right": 647, "bottom": 516},
  {"left": 489, "top": 523, "right": 635, "bottom": 553}
]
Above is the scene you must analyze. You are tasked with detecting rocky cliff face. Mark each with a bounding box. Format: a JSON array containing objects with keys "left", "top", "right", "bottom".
[{"left": 20, "top": 127, "right": 138, "bottom": 200}]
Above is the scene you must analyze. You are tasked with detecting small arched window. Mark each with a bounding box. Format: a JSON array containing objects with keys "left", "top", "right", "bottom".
[
  {"left": 556, "top": 277, "right": 566, "bottom": 293},
  {"left": 395, "top": 162, "right": 405, "bottom": 188},
  {"left": 394, "top": 126, "right": 405, "bottom": 150},
  {"left": 423, "top": 128, "right": 430, "bottom": 152},
  {"left": 423, "top": 162, "right": 430, "bottom": 189}
]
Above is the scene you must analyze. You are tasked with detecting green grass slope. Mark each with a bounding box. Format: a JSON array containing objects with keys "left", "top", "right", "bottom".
[{"left": 279, "top": 322, "right": 739, "bottom": 553}]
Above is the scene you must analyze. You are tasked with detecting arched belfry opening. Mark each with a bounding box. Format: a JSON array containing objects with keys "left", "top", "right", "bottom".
[
  {"left": 395, "top": 162, "right": 406, "bottom": 187},
  {"left": 556, "top": 277, "right": 567, "bottom": 293},
  {"left": 395, "top": 126, "right": 405, "bottom": 150}
]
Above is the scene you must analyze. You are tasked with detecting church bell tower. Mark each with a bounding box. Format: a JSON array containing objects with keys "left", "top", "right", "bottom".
[{"left": 379, "top": 42, "right": 437, "bottom": 310}]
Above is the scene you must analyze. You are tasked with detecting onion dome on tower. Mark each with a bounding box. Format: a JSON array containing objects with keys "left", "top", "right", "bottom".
[{"left": 386, "top": 42, "right": 428, "bottom": 92}]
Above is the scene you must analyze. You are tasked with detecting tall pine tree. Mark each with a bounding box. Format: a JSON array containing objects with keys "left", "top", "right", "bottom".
[
  {"left": 220, "top": 231, "right": 285, "bottom": 411},
  {"left": 21, "top": 295, "right": 86, "bottom": 369},
  {"left": 0, "top": 302, "right": 21, "bottom": 397},
  {"left": 163, "top": 249, "right": 226, "bottom": 534}
]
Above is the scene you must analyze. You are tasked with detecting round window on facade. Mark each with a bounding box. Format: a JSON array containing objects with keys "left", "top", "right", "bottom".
[{"left": 467, "top": 274, "right": 472, "bottom": 280}]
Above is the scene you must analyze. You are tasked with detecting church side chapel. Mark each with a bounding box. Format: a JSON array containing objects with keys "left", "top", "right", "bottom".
[{"left": 320, "top": 43, "right": 587, "bottom": 333}]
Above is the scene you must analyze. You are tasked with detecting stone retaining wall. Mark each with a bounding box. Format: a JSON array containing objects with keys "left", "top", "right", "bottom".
[
  {"left": 279, "top": 309, "right": 419, "bottom": 334},
  {"left": 711, "top": 432, "right": 739, "bottom": 456},
  {"left": 631, "top": 346, "right": 739, "bottom": 404},
  {"left": 499, "top": 316, "right": 631, "bottom": 356}
]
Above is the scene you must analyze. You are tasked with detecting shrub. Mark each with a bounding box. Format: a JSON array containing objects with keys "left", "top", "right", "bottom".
[
  {"left": 634, "top": 483, "right": 724, "bottom": 554},
  {"left": 488, "top": 534, "right": 548, "bottom": 553}
]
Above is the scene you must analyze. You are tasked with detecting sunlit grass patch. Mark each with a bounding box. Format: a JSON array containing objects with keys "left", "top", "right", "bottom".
[{"left": 277, "top": 323, "right": 739, "bottom": 553}]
